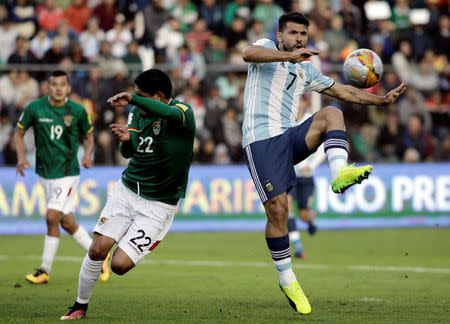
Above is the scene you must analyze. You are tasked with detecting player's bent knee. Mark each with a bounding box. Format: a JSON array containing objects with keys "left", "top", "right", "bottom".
[{"left": 111, "top": 263, "right": 132, "bottom": 275}]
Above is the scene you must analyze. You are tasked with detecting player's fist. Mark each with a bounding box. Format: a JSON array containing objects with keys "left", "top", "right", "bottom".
[
  {"left": 81, "top": 156, "right": 93, "bottom": 168},
  {"left": 16, "top": 158, "right": 31, "bottom": 177},
  {"left": 109, "top": 123, "right": 130, "bottom": 142},
  {"left": 107, "top": 92, "right": 132, "bottom": 108}
]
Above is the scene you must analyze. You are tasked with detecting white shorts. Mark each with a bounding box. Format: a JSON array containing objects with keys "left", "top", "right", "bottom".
[
  {"left": 93, "top": 180, "right": 177, "bottom": 265},
  {"left": 40, "top": 176, "right": 80, "bottom": 214}
]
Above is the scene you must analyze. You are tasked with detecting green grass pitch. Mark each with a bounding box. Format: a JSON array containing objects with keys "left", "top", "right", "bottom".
[{"left": 0, "top": 228, "right": 449, "bottom": 323}]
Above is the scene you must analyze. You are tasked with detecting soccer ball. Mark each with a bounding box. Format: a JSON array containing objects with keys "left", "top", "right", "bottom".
[{"left": 343, "top": 49, "right": 383, "bottom": 88}]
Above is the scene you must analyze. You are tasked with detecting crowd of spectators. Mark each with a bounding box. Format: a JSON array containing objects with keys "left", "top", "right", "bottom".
[{"left": 0, "top": 0, "right": 449, "bottom": 167}]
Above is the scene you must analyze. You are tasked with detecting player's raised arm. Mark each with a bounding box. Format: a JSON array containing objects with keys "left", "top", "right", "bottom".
[
  {"left": 242, "top": 45, "right": 319, "bottom": 63},
  {"left": 322, "top": 81, "right": 407, "bottom": 106}
]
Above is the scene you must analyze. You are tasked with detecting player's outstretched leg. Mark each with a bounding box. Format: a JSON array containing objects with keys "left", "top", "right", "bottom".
[
  {"left": 26, "top": 235, "right": 59, "bottom": 284},
  {"left": 331, "top": 164, "right": 373, "bottom": 194},
  {"left": 279, "top": 281, "right": 311, "bottom": 314},
  {"left": 25, "top": 268, "right": 50, "bottom": 284}
]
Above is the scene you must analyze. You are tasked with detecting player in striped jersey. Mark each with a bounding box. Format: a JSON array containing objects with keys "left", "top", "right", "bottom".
[{"left": 241, "top": 11, "right": 406, "bottom": 314}]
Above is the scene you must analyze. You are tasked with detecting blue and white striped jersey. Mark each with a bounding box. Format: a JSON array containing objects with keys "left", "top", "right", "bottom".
[{"left": 242, "top": 38, "right": 334, "bottom": 148}]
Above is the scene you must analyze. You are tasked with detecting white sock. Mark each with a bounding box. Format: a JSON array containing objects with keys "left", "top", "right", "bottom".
[
  {"left": 274, "top": 259, "right": 297, "bottom": 287},
  {"left": 71, "top": 226, "right": 93, "bottom": 251},
  {"left": 326, "top": 148, "right": 348, "bottom": 180},
  {"left": 41, "top": 235, "right": 60, "bottom": 273},
  {"left": 77, "top": 254, "right": 103, "bottom": 304}
]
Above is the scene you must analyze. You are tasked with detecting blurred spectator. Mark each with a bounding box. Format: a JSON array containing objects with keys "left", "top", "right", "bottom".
[
  {"left": 30, "top": 28, "right": 52, "bottom": 60},
  {"left": 199, "top": 0, "right": 223, "bottom": 34},
  {"left": 323, "top": 15, "right": 348, "bottom": 63},
  {"left": 181, "top": 41, "right": 207, "bottom": 80},
  {"left": 169, "top": 0, "right": 197, "bottom": 34},
  {"left": 398, "top": 114, "right": 434, "bottom": 162},
  {"left": 213, "top": 143, "right": 231, "bottom": 165},
  {"left": 105, "top": 13, "right": 132, "bottom": 58},
  {"left": 308, "top": 0, "right": 333, "bottom": 31},
  {"left": 390, "top": 0, "right": 410, "bottom": 32},
  {"left": 392, "top": 40, "right": 414, "bottom": 82},
  {"left": 0, "top": 70, "right": 21, "bottom": 117},
  {"left": 351, "top": 123, "right": 378, "bottom": 162},
  {"left": 42, "top": 36, "right": 65, "bottom": 64},
  {"left": 122, "top": 40, "right": 142, "bottom": 79},
  {"left": 437, "top": 135, "right": 450, "bottom": 161},
  {"left": 7, "top": 35, "right": 36, "bottom": 64},
  {"left": 376, "top": 110, "right": 403, "bottom": 162},
  {"left": 0, "top": 108, "right": 12, "bottom": 165},
  {"left": 0, "top": 19, "right": 18, "bottom": 63},
  {"left": 186, "top": 18, "right": 212, "bottom": 53},
  {"left": 141, "top": 0, "right": 169, "bottom": 45},
  {"left": 224, "top": 0, "right": 250, "bottom": 28},
  {"left": 85, "top": 67, "right": 107, "bottom": 110},
  {"left": 224, "top": 16, "right": 247, "bottom": 49},
  {"left": 204, "top": 34, "right": 227, "bottom": 64},
  {"left": 221, "top": 107, "right": 242, "bottom": 162},
  {"left": 2, "top": 134, "right": 18, "bottom": 166},
  {"left": 37, "top": 0, "right": 65, "bottom": 34},
  {"left": 338, "top": 0, "right": 362, "bottom": 40},
  {"left": 216, "top": 72, "right": 240, "bottom": 100},
  {"left": 69, "top": 41, "right": 88, "bottom": 64},
  {"left": 15, "top": 70, "right": 39, "bottom": 112},
  {"left": 398, "top": 86, "right": 432, "bottom": 132},
  {"left": 433, "top": 14, "right": 449, "bottom": 57},
  {"left": 154, "top": 16, "right": 183, "bottom": 63},
  {"left": 247, "top": 19, "right": 268, "bottom": 44},
  {"left": 409, "top": 57, "right": 440, "bottom": 97},
  {"left": 9, "top": 0, "right": 37, "bottom": 38},
  {"left": 54, "top": 19, "right": 74, "bottom": 53},
  {"left": 79, "top": 16, "right": 105, "bottom": 61},
  {"left": 94, "top": 40, "right": 128, "bottom": 79},
  {"left": 195, "top": 138, "right": 215, "bottom": 163},
  {"left": 204, "top": 85, "right": 227, "bottom": 136},
  {"left": 65, "top": 0, "right": 92, "bottom": 35},
  {"left": 176, "top": 85, "right": 206, "bottom": 136},
  {"left": 94, "top": 129, "right": 116, "bottom": 165},
  {"left": 229, "top": 40, "right": 248, "bottom": 64},
  {"left": 93, "top": 0, "right": 118, "bottom": 32},
  {"left": 252, "top": 0, "right": 284, "bottom": 34}
]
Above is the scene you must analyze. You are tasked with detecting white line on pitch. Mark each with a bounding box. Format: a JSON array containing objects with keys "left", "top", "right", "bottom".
[{"left": 2, "top": 255, "right": 450, "bottom": 274}]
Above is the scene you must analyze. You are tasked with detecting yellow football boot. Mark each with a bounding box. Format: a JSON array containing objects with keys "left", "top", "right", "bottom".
[
  {"left": 331, "top": 164, "right": 373, "bottom": 194},
  {"left": 279, "top": 281, "right": 311, "bottom": 314},
  {"left": 25, "top": 269, "right": 49, "bottom": 284}
]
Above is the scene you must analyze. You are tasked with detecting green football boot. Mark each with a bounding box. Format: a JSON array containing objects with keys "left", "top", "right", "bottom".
[{"left": 331, "top": 164, "right": 373, "bottom": 194}]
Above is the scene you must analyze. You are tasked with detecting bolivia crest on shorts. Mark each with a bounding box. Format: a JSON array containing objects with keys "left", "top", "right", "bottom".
[
  {"left": 153, "top": 120, "right": 161, "bottom": 135},
  {"left": 98, "top": 217, "right": 107, "bottom": 226},
  {"left": 64, "top": 115, "right": 73, "bottom": 127}
]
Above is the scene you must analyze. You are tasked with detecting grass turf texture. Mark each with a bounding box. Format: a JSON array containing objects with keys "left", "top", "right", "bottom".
[{"left": 0, "top": 228, "right": 449, "bottom": 323}]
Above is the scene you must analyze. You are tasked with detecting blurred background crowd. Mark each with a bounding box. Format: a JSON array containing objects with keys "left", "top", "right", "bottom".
[{"left": 0, "top": 0, "right": 448, "bottom": 167}]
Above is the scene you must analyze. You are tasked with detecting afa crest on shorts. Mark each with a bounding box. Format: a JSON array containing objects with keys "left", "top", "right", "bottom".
[
  {"left": 152, "top": 120, "right": 161, "bottom": 135},
  {"left": 64, "top": 115, "right": 73, "bottom": 127}
]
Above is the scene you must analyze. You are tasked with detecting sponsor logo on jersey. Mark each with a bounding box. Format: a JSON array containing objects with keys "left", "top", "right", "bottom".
[
  {"left": 64, "top": 115, "right": 73, "bottom": 127},
  {"left": 153, "top": 120, "right": 161, "bottom": 135},
  {"left": 39, "top": 118, "right": 53, "bottom": 123}
]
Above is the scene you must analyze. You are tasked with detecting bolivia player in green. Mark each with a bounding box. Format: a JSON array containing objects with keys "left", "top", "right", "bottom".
[
  {"left": 15, "top": 70, "right": 110, "bottom": 284},
  {"left": 61, "top": 69, "right": 196, "bottom": 320}
]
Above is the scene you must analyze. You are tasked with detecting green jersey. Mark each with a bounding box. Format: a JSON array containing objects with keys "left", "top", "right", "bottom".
[
  {"left": 120, "top": 95, "right": 196, "bottom": 205},
  {"left": 17, "top": 96, "right": 93, "bottom": 179}
]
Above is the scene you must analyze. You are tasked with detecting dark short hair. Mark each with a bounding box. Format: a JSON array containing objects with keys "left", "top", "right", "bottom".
[
  {"left": 278, "top": 11, "right": 309, "bottom": 32},
  {"left": 49, "top": 70, "right": 70, "bottom": 84},
  {"left": 134, "top": 69, "right": 172, "bottom": 99}
]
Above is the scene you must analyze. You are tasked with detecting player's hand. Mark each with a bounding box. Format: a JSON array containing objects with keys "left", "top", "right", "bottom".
[
  {"left": 383, "top": 81, "right": 407, "bottom": 104},
  {"left": 16, "top": 158, "right": 31, "bottom": 177},
  {"left": 81, "top": 155, "right": 93, "bottom": 168},
  {"left": 107, "top": 92, "right": 132, "bottom": 108},
  {"left": 289, "top": 48, "right": 320, "bottom": 63},
  {"left": 109, "top": 123, "right": 131, "bottom": 142}
]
